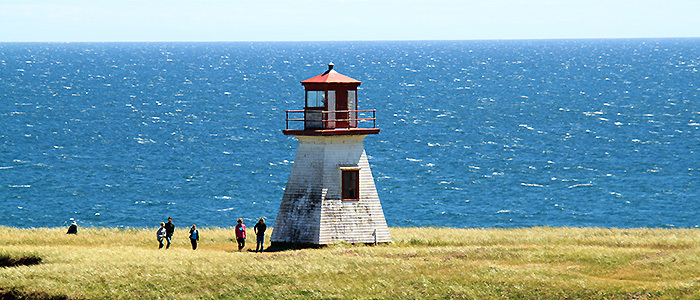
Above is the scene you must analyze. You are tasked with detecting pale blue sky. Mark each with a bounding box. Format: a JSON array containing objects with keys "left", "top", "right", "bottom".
[{"left": 1, "top": 0, "right": 699, "bottom": 42}]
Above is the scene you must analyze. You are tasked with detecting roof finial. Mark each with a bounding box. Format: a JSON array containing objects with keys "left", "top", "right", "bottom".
[{"left": 328, "top": 62, "right": 334, "bottom": 71}]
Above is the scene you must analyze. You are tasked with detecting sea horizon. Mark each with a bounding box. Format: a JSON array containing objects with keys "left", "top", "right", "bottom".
[{"left": 3, "top": 36, "right": 700, "bottom": 44}]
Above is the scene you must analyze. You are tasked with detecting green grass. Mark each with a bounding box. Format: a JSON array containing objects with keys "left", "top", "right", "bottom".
[{"left": 2, "top": 226, "right": 700, "bottom": 299}]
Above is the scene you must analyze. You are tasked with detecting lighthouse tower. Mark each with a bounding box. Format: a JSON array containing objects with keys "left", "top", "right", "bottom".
[{"left": 271, "top": 63, "right": 391, "bottom": 245}]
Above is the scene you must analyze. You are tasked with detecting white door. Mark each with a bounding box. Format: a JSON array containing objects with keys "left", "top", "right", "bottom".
[
  {"left": 327, "top": 90, "right": 336, "bottom": 129},
  {"left": 348, "top": 90, "right": 356, "bottom": 127}
]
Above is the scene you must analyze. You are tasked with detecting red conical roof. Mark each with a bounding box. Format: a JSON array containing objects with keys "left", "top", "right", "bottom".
[{"left": 301, "top": 63, "right": 360, "bottom": 84}]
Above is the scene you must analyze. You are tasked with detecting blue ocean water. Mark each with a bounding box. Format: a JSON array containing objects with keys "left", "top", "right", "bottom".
[{"left": 1, "top": 39, "right": 699, "bottom": 229}]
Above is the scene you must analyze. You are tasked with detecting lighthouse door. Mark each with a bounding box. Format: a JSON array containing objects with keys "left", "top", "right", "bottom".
[
  {"left": 348, "top": 90, "right": 356, "bottom": 127},
  {"left": 335, "top": 89, "right": 349, "bottom": 128}
]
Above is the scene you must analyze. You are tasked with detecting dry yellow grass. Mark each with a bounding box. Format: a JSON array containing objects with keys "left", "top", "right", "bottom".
[{"left": 2, "top": 226, "right": 700, "bottom": 299}]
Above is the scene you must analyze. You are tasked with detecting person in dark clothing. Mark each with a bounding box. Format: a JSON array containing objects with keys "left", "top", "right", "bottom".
[
  {"left": 253, "top": 218, "right": 266, "bottom": 253},
  {"left": 165, "top": 217, "right": 175, "bottom": 249},
  {"left": 66, "top": 221, "right": 78, "bottom": 234},
  {"left": 189, "top": 224, "right": 199, "bottom": 250}
]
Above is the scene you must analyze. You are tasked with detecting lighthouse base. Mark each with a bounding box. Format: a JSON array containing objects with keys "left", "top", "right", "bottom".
[{"left": 271, "top": 134, "right": 391, "bottom": 245}]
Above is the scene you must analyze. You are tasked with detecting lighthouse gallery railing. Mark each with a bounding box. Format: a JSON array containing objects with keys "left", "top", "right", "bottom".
[{"left": 285, "top": 109, "right": 377, "bottom": 130}]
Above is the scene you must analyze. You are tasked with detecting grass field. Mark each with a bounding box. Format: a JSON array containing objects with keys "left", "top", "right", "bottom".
[{"left": 1, "top": 226, "right": 700, "bottom": 299}]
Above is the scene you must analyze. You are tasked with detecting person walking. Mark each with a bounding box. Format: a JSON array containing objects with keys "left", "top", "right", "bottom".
[
  {"left": 253, "top": 218, "right": 266, "bottom": 253},
  {"left": 157, "top": 222, "right": 167, "bottom": 249},
  {"left": 235, "top": 218, "right": 246, "bottom": 251},
  {"left": 164, "top": 217, "right": 175, "bottom": 249},
  {"left": 189, "top": 224, "right": 199, "bottom": 250}
]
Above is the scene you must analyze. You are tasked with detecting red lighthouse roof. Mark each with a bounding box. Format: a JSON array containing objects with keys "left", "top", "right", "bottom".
[{"left": 301, "top": 63, "right": 360, "bottom": 84}]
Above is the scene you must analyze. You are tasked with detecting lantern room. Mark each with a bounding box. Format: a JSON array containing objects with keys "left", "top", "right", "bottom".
[{"left": 284, "top": 63, "right": 379, "bottom": 135}]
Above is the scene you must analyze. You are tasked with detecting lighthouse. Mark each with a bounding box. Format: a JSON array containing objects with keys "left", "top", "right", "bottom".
[{"left": 271, "top": 63, "right": 391, "bottom": 246}]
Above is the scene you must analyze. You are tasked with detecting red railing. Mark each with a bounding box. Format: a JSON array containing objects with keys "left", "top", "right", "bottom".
[{"left": 285, "top": 109, "right": 377, "bottom": 130}]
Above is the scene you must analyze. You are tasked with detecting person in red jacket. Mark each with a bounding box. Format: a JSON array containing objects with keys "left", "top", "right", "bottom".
[{"left": 235, "top": 218, "right": 246, "bottom": 251}]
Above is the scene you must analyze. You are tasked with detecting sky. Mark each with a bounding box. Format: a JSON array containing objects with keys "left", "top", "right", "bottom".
[{"left": 1, "top": 0, "right": 699, "bottom": 42}]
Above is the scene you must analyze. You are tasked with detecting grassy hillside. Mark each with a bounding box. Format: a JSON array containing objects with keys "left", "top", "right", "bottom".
[{"left": 1, "top": 226, "right": 700, "bottom": 299}]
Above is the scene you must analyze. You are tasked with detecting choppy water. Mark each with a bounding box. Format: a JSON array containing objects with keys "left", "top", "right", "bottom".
[{"left": 1, "top": 39, "right": 699, "bottom": 229}]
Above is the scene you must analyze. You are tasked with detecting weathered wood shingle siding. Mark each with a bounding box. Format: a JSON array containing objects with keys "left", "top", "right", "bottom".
[{"left": 271, "top": 134, "right": 391, "bottom": 245}]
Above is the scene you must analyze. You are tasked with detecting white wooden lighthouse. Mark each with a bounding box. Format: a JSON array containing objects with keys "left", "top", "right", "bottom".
[{"left": 271, "top": 63, "right": 391, "bottom": 245}]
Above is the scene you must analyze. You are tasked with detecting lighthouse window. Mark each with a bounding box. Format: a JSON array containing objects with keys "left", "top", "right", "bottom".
[
  {"left": 306, "top": 90, "right": 326, "bottom": 108},
  {"left": 341, "top": 169, "right": 359, "bottom": 201}
]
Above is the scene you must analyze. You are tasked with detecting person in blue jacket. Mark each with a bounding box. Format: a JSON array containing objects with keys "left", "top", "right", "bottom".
[{"left": 189, "top": 224, "right": 199, "bottom": 250}]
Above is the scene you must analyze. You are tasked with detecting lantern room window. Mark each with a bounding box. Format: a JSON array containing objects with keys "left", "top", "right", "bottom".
[
  {"left": 306, "top": 90, "right": 326, "bottom": 108},
  {"left": 341, "top": 168, "right": 360, "bottom": 201}
]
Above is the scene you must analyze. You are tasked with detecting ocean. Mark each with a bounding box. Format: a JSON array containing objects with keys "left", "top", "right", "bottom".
[{"left": 1, "top": 39, "right": 699, "bottom": 229}]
